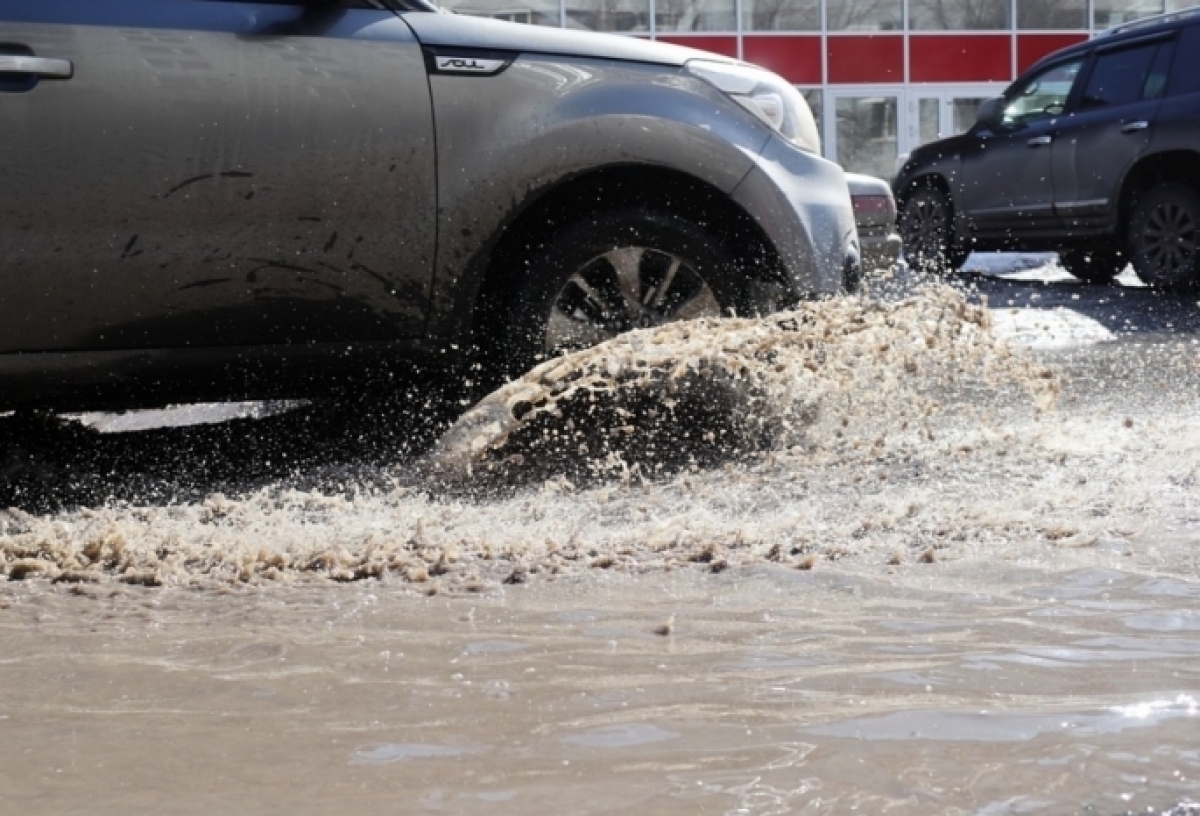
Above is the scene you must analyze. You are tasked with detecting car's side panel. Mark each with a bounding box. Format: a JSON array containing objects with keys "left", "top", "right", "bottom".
[
  {"left": 956, "top": 121, "right": 1060, "bottom": 238},
  {"left": 0, "top": 338, "right": 435, "bottom": 411},
  {"left": 1051, "top": 38, "right": 1172, "bottom": 233},
  {"left": 1051, "top": 98, "right": 1161, "bottom": 232},
  {"left": 418, "top": 53, "right": 776, "bottom": 341},
  {"left": 0, "top": 0, "right": 435, "bottom": 355}
]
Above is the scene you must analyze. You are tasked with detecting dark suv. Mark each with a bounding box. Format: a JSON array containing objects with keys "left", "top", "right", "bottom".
[{"left": 895, "top": 7, "right": 1200, "bottom": 289}]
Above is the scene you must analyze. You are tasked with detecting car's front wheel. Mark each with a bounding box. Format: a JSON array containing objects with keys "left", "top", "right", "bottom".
[
  {"left": 1059, "top": 248, "right": 1126, "bottom": 284},
  {"left": 898, "top": 185, "right": 968, "bottom": 275},
  {"left": 1129, "top": 182, "right": 1200, "bottom": 291},
  {"left": 499, "top": 208, "right": 744, "bottom": 377}
]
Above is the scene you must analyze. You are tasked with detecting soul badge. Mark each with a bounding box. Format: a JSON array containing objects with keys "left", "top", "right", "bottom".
[{"left": 434, "top": 56, "right": 508, "bottom": 75}]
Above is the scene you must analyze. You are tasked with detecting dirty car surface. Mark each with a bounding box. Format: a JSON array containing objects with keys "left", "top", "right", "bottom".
[{"left": 0, "top": 0, "right": 858, "bottom": 411}]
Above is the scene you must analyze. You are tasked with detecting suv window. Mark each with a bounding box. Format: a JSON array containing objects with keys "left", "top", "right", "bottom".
[
  {"left": 1080, "top": 43, "right": 1165, "bottom": 110},
  {"left": 1002, "top": 59, "right": 1083, "bottom": 126},
  {"left": 1168, "top": 24, "right": 1200, "bottom": 97}
]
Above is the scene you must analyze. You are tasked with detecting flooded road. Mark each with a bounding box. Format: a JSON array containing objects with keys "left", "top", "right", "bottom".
[
  {"left": 2, "top": 566, "right": 1198, "bottom": 814},
  {"left": 2, "top": 260, "right": 1199, "bottom": 814}
]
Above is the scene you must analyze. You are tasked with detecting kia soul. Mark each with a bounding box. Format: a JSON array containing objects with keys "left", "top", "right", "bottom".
[{"left": 0, "top": 0, "right": 859, "bottom": 411}]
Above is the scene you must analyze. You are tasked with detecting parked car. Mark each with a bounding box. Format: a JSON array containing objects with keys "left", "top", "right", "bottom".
[
  {"left": 894, "top": 6, "right": 1200, "bottom": 289},
  {"left": 0, "top": 0, "right": 859, "bottom": 412},
  {"left": 846, "top": 173, "right": 901, "bottom": 271}
]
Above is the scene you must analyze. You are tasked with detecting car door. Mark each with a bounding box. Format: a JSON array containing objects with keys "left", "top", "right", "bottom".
[
  {"left": 957, "top": 57, "right": 1085, "bottom": 239},
  {"left": 1052, "top": 37, "right": 1173, "bottom": 231},
  {"left": 0, "top": 0, "right": 435, "bottom": 354}
]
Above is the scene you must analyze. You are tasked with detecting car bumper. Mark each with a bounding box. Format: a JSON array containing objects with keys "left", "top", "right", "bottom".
[
  {"left": 859, "top": 227, "right": 903, "bottom": 271},
  {"left": 731, "top": 135, "right": 860, "bottom": 301}
]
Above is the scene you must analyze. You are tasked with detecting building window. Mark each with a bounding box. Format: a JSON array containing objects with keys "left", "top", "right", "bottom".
[
  {"left": 908, "top": 0, "right": 1009, "bottom": 30},
  {"left": 826, "top": 0, "right": 903, "bottom": 31},
  {"left": 835, "top": 95, "right": 897, "bottom": 179},
  {"left": 1017, "top": 0, "right": 1087, "bottom": 29},
  {"left": 951, "top": 97, "right": 988, "bottom": 134},
  {"left": 742, "top": 0, "right": 820, "bottom": 31},
  {"left": 656, "top": 0, "right": 737, "bottom": 32},
  {"left": 1093, "top": 0, "right": 1165, "bottom": 28},
  {"left": 440, "top": 0, "right": 561, "bottom": 25},
  {"left": 565, "top": 0, "right": 650, "bottom": 31}
]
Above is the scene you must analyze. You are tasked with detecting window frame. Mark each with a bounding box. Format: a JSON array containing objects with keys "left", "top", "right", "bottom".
[
  {"left": 1165, "top": 23, "right": 1200, "bottom": 97},
  {"left": 1071, "top": 31, "right": 1178, "bottom": 113},
  {"left": 999, "top": 56, "right": 1087, "bottom": 128}
]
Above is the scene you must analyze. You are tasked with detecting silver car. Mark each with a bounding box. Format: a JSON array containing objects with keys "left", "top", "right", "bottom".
[
  {"left": 846, "top": 173, "right": 902, "bottom": 272},
  {"left": 0, "top": 0, "right": 859, "bottom": 410}
]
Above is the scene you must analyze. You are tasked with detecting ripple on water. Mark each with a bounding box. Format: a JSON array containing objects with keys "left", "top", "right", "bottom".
[
  {"left": 1123, "top": 610, "right": 1200, "bottom": 632},
  {"left": 465, "top": 640, "right": 527, "bottom": 654},
  {"left": 804, "top": 694, "right": 1199, "bottom": 742},
  {"left": 560, "top": 724, "right": 679, "bottom": 749},
  {"left": 350, "top": 743, "right": 481, "bottom": 765}
]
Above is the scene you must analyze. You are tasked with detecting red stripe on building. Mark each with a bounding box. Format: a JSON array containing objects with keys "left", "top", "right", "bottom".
[
  {"left": 742, "top": 36, "right": 823, "bottom": 84},
  {"left": 654, "top": 35, "right": 738, "bottom": 59},
  {"left": 827, "top": 35, "right": 904, "bottom": 84},
  {"left": 909, "top": 34, "right": 1011, "bottom": 82},
  {"left": 1017, "top": 33, "right": 1089, "bottom": 73}
]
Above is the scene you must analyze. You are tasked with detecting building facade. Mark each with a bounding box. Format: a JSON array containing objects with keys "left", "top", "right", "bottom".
[{"left": 439, "top": 0, "right": 1195, "bottom": 177}]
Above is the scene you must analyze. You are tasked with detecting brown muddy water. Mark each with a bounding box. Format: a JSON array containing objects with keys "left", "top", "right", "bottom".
[{"left": 2, "top": 279, "right": 1200, "bottom": 814}]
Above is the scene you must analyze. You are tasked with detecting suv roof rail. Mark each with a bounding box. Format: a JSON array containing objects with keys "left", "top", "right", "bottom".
[{"left": 1097, "top": 4, "right": 1200, "bottom": 37}]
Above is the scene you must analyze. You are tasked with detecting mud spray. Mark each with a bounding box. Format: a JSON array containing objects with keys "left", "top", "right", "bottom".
[
  {"left": 0, "top": 283, "right": 1080, "bottom": 583},
  {"left": 2, "top": 285, "right": 1197, "bottom": 588}
]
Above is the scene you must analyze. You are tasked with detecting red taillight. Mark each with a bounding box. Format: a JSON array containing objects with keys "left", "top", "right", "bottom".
[{"left": 851, "top": 194, "right": 893, "bottom": 216}]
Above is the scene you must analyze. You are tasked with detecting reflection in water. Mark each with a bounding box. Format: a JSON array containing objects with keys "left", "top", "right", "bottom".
[
  {"left": 351, "top": 743, "right": 478, "bottom": 764},
  {"left": 560, "top": 723, "right": 679, "bottom": 747},
  {"left": 805, "top": 695, "right": 1199, "bottom": 742}
]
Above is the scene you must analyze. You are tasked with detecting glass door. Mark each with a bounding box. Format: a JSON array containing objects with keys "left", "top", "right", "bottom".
[
  {"left": 822, "top": 86, "right": 1007, "bottom": 179},
  {"left": 904, "top": 86, "right": 1007, "bottom": 153},
  {"left": 825, "top": 88, "right": 901, "bottom": 181}
]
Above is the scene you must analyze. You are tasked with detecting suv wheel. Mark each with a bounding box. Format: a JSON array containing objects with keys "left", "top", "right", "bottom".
[
  {"left": 1129, "top": 182, "right": 1200, "bottom": 291},
  {"left": 898, "top": 185, "right": 968, "bottom": 275},
  {"left": 499, "top": 209, "right": 743, "bottom": 377},
  {"left": 1059, "top": 248, "right": 1125, "bottom": 284}
]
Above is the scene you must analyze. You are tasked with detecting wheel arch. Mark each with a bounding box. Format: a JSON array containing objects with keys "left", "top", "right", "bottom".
[
  {"left": 1117, "top": 150, "right": 1200, "bottom": 238},
  {"left": 895, "top": 171, "right": 973, "bottom": 261},
  {"left": 895, "top": 172, "right": 967, "bottom": 237},
  {"left": 455, "top": 164, "right": 788, "bottom": 353},
  {"left": 895, "top": 171, "right": 954, "bottom": 207}
]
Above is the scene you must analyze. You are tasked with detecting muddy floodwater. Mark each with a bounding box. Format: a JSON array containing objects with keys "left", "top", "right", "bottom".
[
  {"left": 2, "top": 266, "right": 1200, "bottom": 814},
  {"left": 2, "top": 566, "right": 1199, "bottom": 815}
]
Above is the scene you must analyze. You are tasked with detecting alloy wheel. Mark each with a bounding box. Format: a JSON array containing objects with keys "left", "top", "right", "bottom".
[
  {"left": 544, "top": 246, "right": 720, "bottom": 353},
  {"left": 1140, "top": 199, "right": 1198, "bottom": 280},
  {"left": 901, "top": 188, "right": 954, "bottom": 272}
]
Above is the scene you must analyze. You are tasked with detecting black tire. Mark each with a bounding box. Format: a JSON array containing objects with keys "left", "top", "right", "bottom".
[
  {"left": 497, "top": 208, "right": 744, "bottom": 378},
  {"left": 898, "top": 185, "right": 969, "bottom": 275},
  {"left": 1129, "top": 182, "right": 1200, "bottom": 291},
  {"left": 1059, "top": 247, "right": 1126, "bottom": 284}
]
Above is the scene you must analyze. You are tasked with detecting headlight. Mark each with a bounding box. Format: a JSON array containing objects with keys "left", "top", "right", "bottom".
[{"left": 686, "top": 59, "right": 821, "bottom": 154}]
